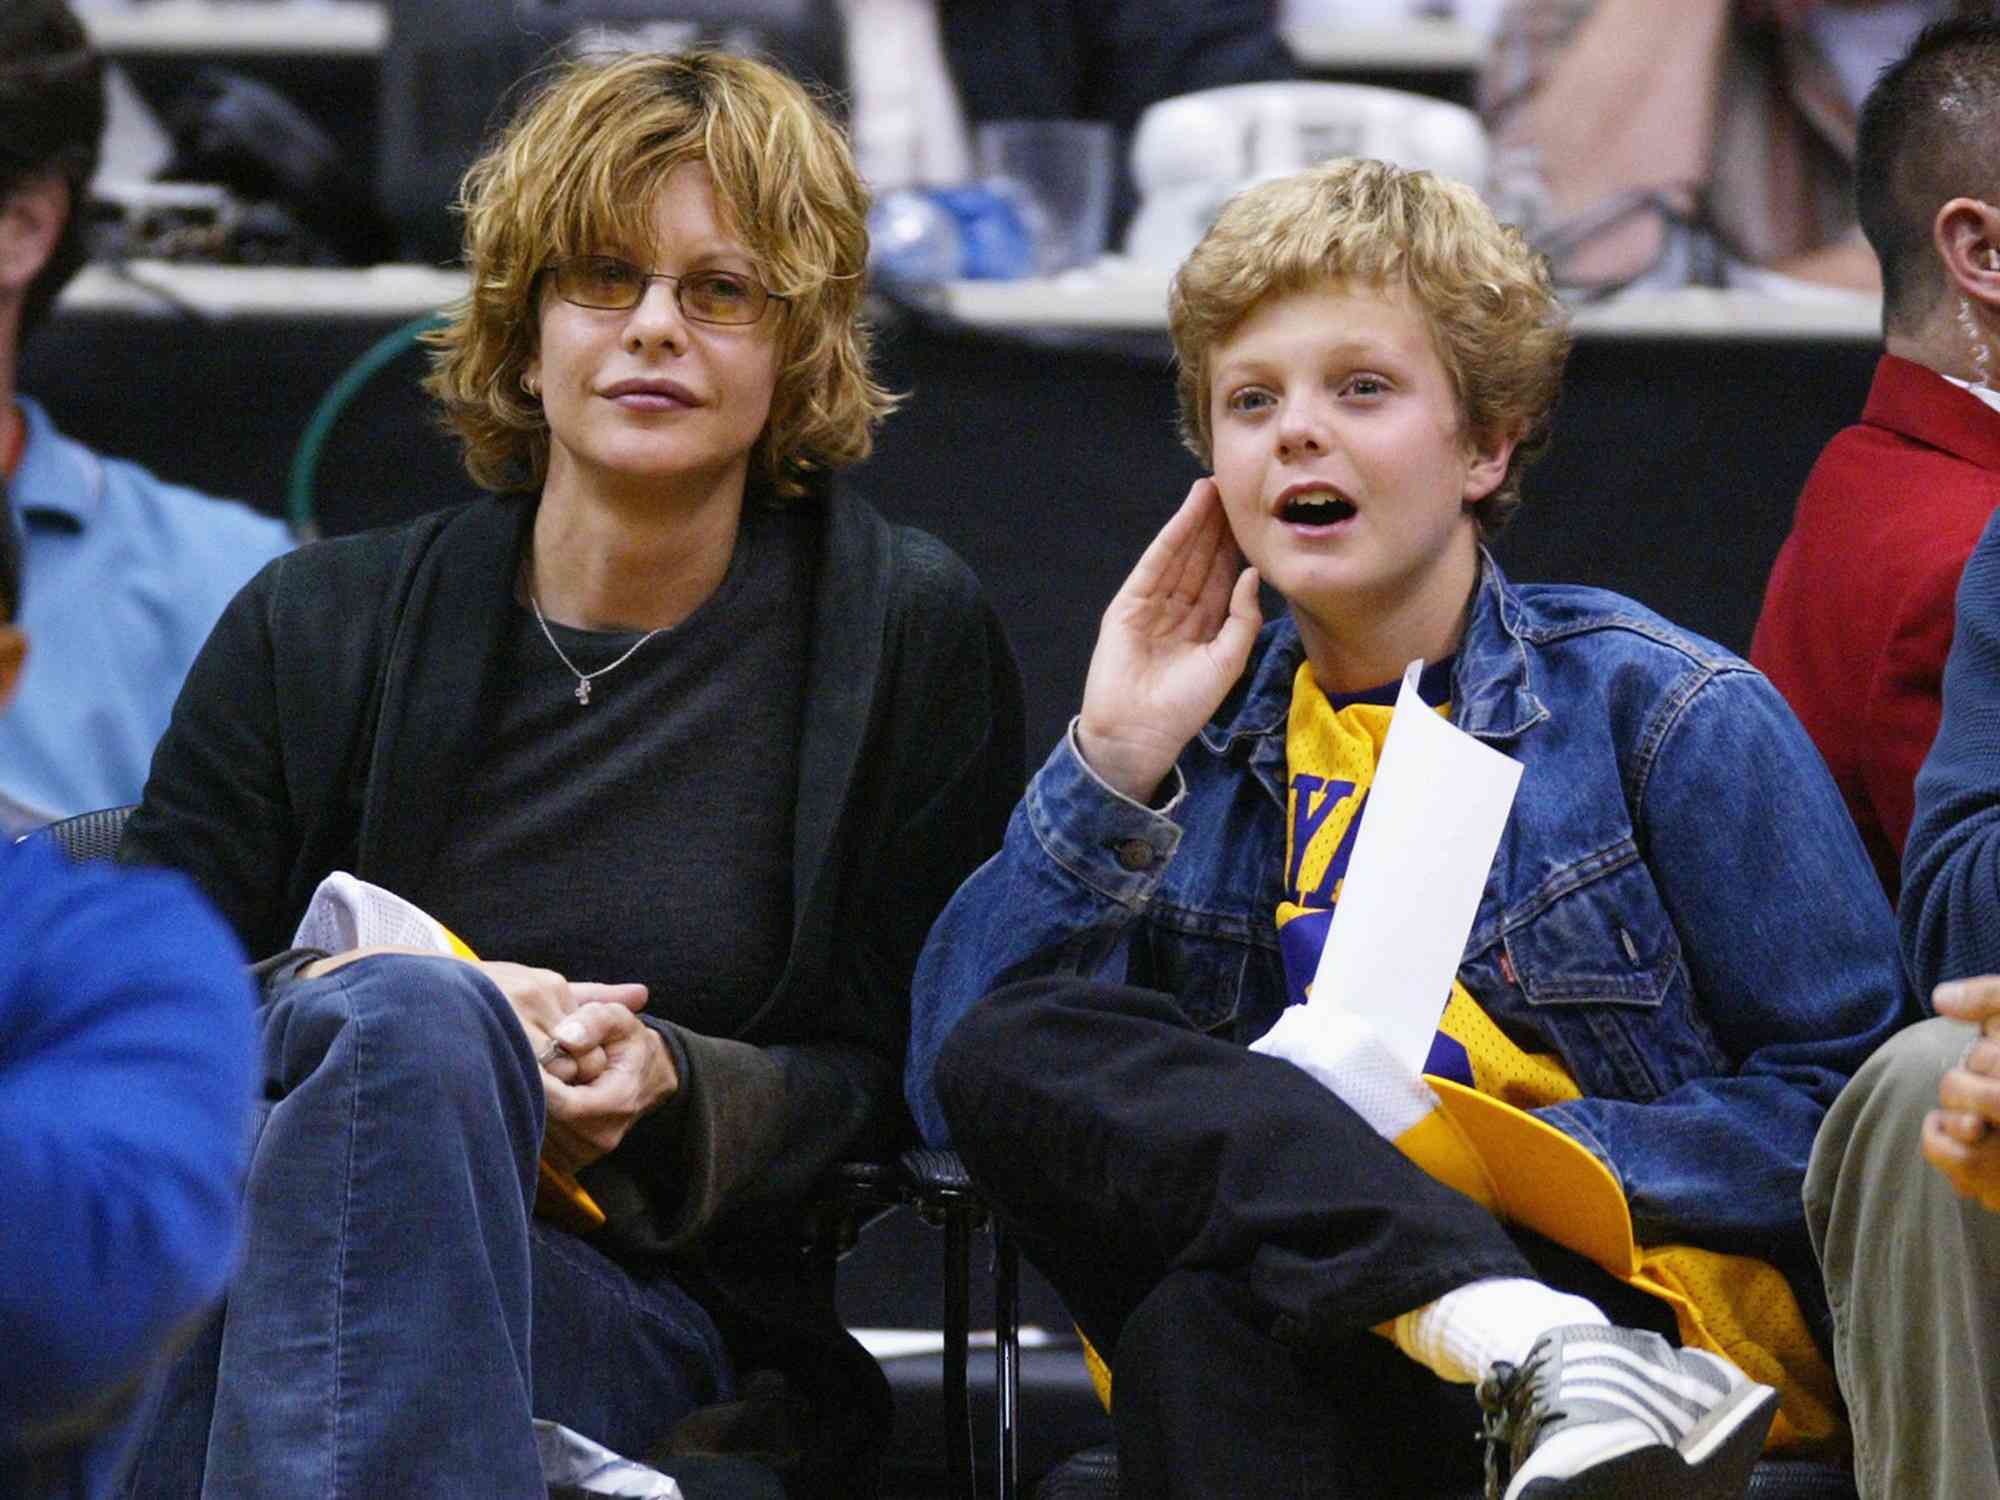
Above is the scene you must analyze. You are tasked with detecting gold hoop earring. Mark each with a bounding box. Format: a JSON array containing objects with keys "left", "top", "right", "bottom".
[{"left": 521, "top": 372, "right": 540, "bottom": 399}]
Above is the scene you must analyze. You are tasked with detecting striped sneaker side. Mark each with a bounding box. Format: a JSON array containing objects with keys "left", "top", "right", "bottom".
[{"left": 1479, "top": 1325, "right": 1781, "bottom": 1500}]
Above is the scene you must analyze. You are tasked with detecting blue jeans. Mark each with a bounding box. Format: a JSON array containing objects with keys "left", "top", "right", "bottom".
[{"left": 117, "top": 955, "right": 733, "bottom": 1500}]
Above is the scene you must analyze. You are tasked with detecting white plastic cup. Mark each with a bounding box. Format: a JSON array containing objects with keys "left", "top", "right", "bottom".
[{"left": 973, "top": 119, "right": 1116, "bottom": 276}]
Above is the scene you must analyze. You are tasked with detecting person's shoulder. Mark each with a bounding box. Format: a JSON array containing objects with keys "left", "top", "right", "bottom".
[
  {"left": 0, "top": 789, "right": 50, "bottom": 843},
  {"left": 1, "top": 837, "right": 246, "bottom": 977},
  {"left": 1504, "top": 580, "right": 1745, "bottom": 677},
  {"left": 827, "top": 484, "right": 988, "bottom": 610},
  {"left": 886, "top": 520, "right": 985, "bottom": 605},
  {"left": 18, "top": 399, "right": 290, "bottom": 563},
  {"left": 88, "top": 447, "right": 293, "bottom": 558},
  {"left": 1493, "top": 583, "right": 1800, "bottom": 762},
  {"left": 1806, "top": 417, "right": 2000, "bottom": 520},
  {"left": 251, "top": 497, "right": 505, "bottom": 602}
]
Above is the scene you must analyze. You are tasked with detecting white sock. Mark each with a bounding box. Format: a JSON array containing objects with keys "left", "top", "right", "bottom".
[{"left": 1390, "top": 1278, "right": 1609, "bottom": 1384}]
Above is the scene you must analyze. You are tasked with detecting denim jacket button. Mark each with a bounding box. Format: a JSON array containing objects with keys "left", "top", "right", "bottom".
[{"left": 1114, "top": 837, "right": 1157, "bottom": 872}]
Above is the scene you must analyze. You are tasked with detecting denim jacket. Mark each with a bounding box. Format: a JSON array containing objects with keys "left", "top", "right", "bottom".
[{"left": 909, "top": 554, "right": 1914, "bottom": 1282}]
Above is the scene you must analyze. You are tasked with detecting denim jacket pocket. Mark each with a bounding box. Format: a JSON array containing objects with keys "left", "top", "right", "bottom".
[
  {"left": 1134, "top": 912, "right": 1267, "bottom": 1036},
  {"left": 1496, "top": 855, "right": 1723, "bottom": 1099}
]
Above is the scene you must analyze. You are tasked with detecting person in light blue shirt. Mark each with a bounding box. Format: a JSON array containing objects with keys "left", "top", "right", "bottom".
[
  {"left": 0, "top": 398, "right": 292, "bottom": 819},
  {"left": 0, "top": 0, "right": 292, "bottom": 823}
]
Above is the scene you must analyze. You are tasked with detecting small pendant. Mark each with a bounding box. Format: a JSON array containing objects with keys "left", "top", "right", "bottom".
[{"left": 574, "top": 679, "right": 591, "bottom": 705}]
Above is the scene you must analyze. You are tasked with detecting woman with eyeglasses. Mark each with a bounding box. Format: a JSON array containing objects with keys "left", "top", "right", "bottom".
[{"left": 118, "top": 48, "right": 1023, "bottom": 1500}]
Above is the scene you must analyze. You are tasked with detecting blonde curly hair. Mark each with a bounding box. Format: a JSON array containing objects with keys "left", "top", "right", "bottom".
[
  {"left": 1169, "top": 157, "right": 1571, "bottom": 535},
  {"left": 423, "top": 48, "right": 896, "bottom": 498}
]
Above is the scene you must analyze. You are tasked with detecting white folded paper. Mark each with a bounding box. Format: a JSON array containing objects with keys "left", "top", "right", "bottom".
[{"left": 1252, "top": 658, "right": 1523, "bottom": 1078}]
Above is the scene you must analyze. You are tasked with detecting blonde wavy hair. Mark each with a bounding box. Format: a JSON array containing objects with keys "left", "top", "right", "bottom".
[
  {"left": 1169, "top": 157, "right": 1571, "bottom": 535},
  {"left": 423, "top": 48, "right": 896, "bottom": 498}
]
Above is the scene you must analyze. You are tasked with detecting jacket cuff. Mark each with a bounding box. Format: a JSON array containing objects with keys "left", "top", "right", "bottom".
[
  {"left": 582, "top": 1019, "right": 786, "bottom": 1255},
  {"left": 1022, "top": 721, "right": 1187, "bottom": 906}
]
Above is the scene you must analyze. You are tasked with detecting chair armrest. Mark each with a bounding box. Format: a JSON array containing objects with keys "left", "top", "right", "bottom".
[{"left": 22, "top": 804, "right": 136, "bottom": 863}]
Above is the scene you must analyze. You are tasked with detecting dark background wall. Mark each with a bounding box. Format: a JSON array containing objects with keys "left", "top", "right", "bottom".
[{"left": 25, "top": 297, "right": 1879, "bottom": 755}]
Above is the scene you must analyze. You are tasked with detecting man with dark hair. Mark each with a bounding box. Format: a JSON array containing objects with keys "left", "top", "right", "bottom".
[
  {"left": 1780, "top": 24, "right": 2000, "bottom": 1497},
  {"left": 1751, "top": 15, "right": 2000, "bottom": 901},
  {"left": 0, "top": 0, "right": 291, "bottom": 823}
]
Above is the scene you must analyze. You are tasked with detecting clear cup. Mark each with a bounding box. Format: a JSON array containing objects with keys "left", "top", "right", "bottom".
[{"left": 973, "top": 119, "right": 1116, "bottom": 276}]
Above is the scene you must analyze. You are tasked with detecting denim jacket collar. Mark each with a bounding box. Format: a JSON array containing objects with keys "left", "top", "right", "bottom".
[
  {"left": 1198, "top": 549, "right": 1549, "bottom": 802},
  {"left": 1451, "top": 551, "right": 1552, "bottom": 745}
]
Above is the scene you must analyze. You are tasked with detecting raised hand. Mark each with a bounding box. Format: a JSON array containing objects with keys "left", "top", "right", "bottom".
[{"left": 1075, "top": 478, "right": 1262, "bottom": 804}]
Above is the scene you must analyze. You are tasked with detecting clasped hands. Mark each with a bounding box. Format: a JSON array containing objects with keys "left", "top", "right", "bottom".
[
  {"left": 1925, "top": 976, "right": 2000, "bottom": 1213},
  {"left": 298, "top": 948, "right": 678, "bottom": 1171}
]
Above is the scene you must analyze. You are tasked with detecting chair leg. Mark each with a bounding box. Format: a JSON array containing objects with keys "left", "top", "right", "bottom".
[
  {"left": 993, "top": 1222, "right": 1020, "bottom": 1500},
  {"left": 944, "top": 1203, "right": 975, "bottom": 1500}
]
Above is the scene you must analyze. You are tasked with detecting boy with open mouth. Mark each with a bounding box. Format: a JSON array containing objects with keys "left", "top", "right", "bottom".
[{"left": 908, "top": 157, "right": 1911, "bottom": 1500}]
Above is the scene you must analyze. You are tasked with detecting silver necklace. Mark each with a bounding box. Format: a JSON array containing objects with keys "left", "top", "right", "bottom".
[{"left": 525, "top": 577, "right": 668, "bottom": 706}]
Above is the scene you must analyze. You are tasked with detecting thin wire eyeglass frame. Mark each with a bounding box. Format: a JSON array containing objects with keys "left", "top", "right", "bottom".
[{"left": 541, "top": 256, "right": 789, "bottom": 325}]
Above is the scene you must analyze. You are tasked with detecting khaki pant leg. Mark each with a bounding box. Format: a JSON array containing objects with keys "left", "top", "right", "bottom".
[{"left": 1805, "top": 1017, "right": 2000, "bottom": 1500}]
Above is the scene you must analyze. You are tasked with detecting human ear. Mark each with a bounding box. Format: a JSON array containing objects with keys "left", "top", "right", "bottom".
[
  {"left": 1461, "top": 429, "right": 1520, "bottom": 506},
  {"left": 0, "top": 625, "right": 26, "bottom": 714},
  {"left": 1935, "top": 197, "right": 2000, "bottom": 304},
  {"left": 0, "top": 175, "right": 68, "bottom": 296}
]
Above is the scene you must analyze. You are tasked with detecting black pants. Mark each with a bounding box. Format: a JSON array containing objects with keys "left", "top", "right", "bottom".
[{"left": 934, "top": 977, "right": 1676, "bottom": 1499}]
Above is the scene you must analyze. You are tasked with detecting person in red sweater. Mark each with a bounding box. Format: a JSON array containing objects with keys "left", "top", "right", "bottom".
[{"left": 1750, "top": 16, "right": 2000, "bottom": 903}]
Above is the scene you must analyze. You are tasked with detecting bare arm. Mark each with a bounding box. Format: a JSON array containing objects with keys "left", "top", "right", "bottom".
[
  {"left": 1499, "top": 0, "right": 1735, "bottom": 283},
  {"left": 1764, "top": 230, "right": 1882, "bottom": 294}
]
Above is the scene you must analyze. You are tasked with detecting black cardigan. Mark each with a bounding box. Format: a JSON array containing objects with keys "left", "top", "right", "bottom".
[{"left": 122, "top": 484, "right": 1024, "bottom": 1487}]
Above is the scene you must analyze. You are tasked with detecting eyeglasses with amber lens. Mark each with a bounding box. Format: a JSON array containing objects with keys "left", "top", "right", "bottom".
[{"left": 543, "top": 256, "right": 785, "bottom": 325}]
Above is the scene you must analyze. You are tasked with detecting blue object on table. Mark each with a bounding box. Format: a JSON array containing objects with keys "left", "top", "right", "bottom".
[{"left": 869, "top": 184, "right": 1036, "bottom": 282}]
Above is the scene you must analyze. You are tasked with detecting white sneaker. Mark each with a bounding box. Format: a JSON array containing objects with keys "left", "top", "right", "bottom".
[{"left": 1476, "top": 1324, "right": 1780, "bottom": 1500}]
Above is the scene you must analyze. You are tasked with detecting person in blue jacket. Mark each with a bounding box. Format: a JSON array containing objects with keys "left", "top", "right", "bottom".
[
  {"left": 1807, "top": 485, "right": 2000, "bottom": 1496},
  {"left": 907, "top": 157, "right": 1913, "bottom": 1500},
  {"left": 0, "top": 485, "right": 257, "bottom": 1498}
]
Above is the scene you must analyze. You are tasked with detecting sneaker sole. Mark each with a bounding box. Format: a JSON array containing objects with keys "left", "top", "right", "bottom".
[{"left": 1509, "top": 1382, "right": 1780, "bottom": 1500}]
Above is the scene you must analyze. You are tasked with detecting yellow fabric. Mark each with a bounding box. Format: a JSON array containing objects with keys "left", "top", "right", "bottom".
[
  {"left": 1274, "top": 663, "right": 1412, "bottom": 944},
  {"left": 1417, "top": 996, "right": 1840, "bottom": 1452},
  {"left": 1077, "top": 664, "right": 1843, "bottom": 1452},
  {"left": 1082, "top": 1335, "right": 1113, "bottom": 1410},
  {"left": 1432, "top": 1000, "right": 1832, "bottom": 1456}
]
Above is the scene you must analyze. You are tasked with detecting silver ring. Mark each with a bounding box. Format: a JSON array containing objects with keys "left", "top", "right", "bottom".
[{"left": 536, "top": 1037, "right": 567, "bottom": 1067}]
